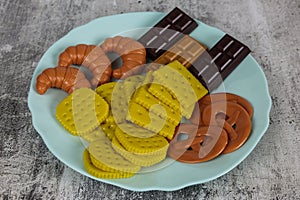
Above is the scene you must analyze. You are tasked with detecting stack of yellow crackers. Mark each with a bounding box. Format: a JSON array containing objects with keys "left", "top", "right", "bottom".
[{"left": 55, "top": 61, "right": 208, "bottom": 178}]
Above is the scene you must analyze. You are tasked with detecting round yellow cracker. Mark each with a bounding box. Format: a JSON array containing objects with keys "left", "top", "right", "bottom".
[
  {"left": 110, "top": 82, "right": 128, "bottom": 124},
  {"left": 56, "top": 88, "right": 109, "bottom": 135},
  {"left": 95, "top": 82, "right": 117, "bottom": 104}
]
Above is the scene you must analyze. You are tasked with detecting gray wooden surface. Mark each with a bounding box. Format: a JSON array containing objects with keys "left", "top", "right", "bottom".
[{"left": 1, "top": 0, "right": 299, "bottom": 199}]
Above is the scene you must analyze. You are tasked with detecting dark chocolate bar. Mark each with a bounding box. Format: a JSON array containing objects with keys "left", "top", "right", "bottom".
[
  {"left": 208, "top": 34, "right": 251, "bottom": 80},
  {"left": 139, "top": 7, "right": 198, "bottom": 60},
  {"left": 189, "top": 34, "right": 251, "bottom": 90},
  {"left": 189, "top": 51, "right": 223, "bottom": 91}
]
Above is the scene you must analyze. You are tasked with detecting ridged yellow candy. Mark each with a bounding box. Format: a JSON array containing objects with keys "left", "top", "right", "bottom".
[
  {"left": 132, "top": 84, "right": 181, "bottom": 125},
  {"left": 102, "top": 110, "right": 115, "bottom": 124},
  {"left": 88, "top": 138, "right": 141, "bottom": 173},
  {"left": 132, "top": 71, "right": 181, "bottom": 125},
  {"left": 117, "top": 123, "right": 156, "bottom": 138},
  {"left": 148, "top": 83, "right": 181, "bottom": 113},
  {"left": 95, "top": 83, "right": 118, "bottom": 139},
  {"left": 152, "top": 60, "right": 208, "bottom": 118},
  {"left": 114, "top": 126, "right": 169, "bottom": 154},
  {"left": 123, "top": 75, "right": 145, "bottom": 99},
  {"left": 95, "top": 82, "right": 116, "bottom": 104},
  {"left": 112, "top": 137, "right": 167, "bottom": 167},
  {"left": 80, "top": 126, "right": 106, "bottom": 143},
  {"left": 100, "top": 121, "right": 117, "bottom": 141},
  {"left": 110, "top": 82, "right": 128, "bottom": 124},
  {"left": 126, "top": 101, "right": 176, "bottom": 139},
  {"left": 83, "top": 149, "right": 134, "bottom": 179}
]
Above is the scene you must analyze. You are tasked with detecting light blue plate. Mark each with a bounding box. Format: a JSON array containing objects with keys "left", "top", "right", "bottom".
[{"left": 28, "top": 12, "right": 271, "bottom": 191}]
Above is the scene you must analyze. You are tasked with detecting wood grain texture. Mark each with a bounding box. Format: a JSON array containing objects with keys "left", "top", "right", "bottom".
[{"left": 0, "top": 0, "right": 299, "bottom": 199}]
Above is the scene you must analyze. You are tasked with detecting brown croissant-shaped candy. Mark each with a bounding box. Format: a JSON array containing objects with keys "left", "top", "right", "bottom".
[
  {"left": 36, "top": 66, "right": 91, "bottom": 94},
  {"left": 100, "top": 36, "right": 146, "bottom": 79},
  {"left": 58, "top": 44, "right": 112, "bottom": 86}
]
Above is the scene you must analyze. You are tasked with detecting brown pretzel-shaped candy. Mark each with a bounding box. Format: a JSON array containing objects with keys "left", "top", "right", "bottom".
[
  {"left": 168, "top": 124, "right": 228, "bottom": 163},
  {"left": 190, "top": 93, "right": 253, "bottom": 125},
  {"left": 100, "top": 36, "right": 146, "bottom": 79},
  {"left": 201, "top": 101, "right": 252, "bottom": 153},
  {"left": 58, "top": 44, "right": 112, "bottom": 86},
  {"left": 36, "top": 66, "right": 91, "bottom": 94}
]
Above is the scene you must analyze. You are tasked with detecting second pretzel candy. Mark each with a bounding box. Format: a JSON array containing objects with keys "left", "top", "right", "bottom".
[
  {"left": 58, "top": 44, "right": 112, "bottom": 86},
  {"left": 58, "top": 36, "right": 147, "bottom": 86}
]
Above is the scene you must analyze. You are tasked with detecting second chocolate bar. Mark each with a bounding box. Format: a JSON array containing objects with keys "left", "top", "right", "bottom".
[
  {"left": 208, "top": 34, "right": 251, "bottom": 80},
  {"left": 189, "top": 34, "right": 251, "bottom": 91},
  {"left": 189, "top": 51, "right": 223, "bottom": 91},
  {"left": 139, "top": 7, "right": 198, "bottom": 60}
]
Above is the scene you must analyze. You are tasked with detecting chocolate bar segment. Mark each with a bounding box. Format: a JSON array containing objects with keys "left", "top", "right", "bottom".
[
  {"left": 189, "top": 34, "right": 251, "bottom": 91},
  {"left": 147, "top": 35, "right": 207, "bottom": 71},
  {"left": 208, "top": 34, "right": 251, "bottom": 80},
  {"left": 139, "top": 7, "right": 198, "bottom": 60},
  {"left": 189, "top": 51, "right": 223, "bottom": 91}
]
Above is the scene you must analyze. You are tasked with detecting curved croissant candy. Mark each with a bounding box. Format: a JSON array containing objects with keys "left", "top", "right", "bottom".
[
  {"left": 58, "top": 44, "right": 112, "bottom": 86},
  {"left": 100, "top": 36, "right": 146, "bottom": 79},
  {"left": 36, "top": 66, "right": 91, "bottom": 94}
]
